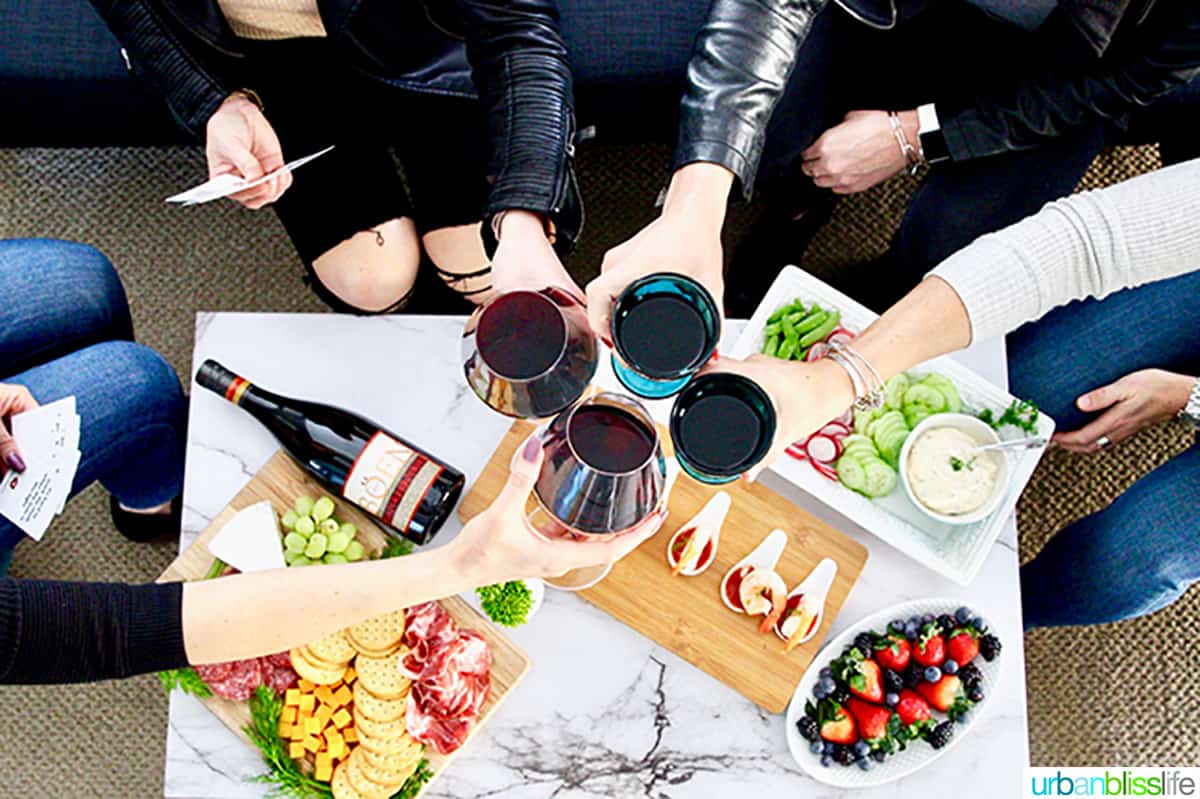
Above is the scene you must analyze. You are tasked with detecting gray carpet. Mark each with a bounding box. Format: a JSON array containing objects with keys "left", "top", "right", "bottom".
[{"left": 0, "top": 143, "right": 1196, "bottom": 799}]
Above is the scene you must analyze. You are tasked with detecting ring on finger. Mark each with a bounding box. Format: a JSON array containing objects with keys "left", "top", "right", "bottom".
[{"left": 1095, "top": 434, "right": 1113, "bottom": 450}]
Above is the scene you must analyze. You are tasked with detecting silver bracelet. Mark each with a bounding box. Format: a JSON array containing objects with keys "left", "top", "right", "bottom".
[
  {"left": 889, "top": 111, "right": 922, "bottom": 176},
  {"left": 827, "top": 346, "right": 885, "bottom": 412},
  {"left": 833, "top": 342, "right": 885, "bottom": 400},
  {"left": 1179, "top": 377, "right": 1200, "bottom": 429}
]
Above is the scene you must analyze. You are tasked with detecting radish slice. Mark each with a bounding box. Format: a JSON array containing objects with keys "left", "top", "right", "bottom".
[
  {"left": 826, "top": 327, "right": 857, "bottom": 346},
  {"left": 805, "top": 342, "right": 830, "bottom": 362},
  {"left": 811, "top": 459, "right": 839, "bottom": 481},
  {"left": 819, "top": 421, "right": 851, "bottom": 439},
  {"left": 786, "top": 445, "right": 808, "bottom": 462},
  {"left": 834, "top": 408, "right": 854, "bottom": 427},
  {"left": 805, "top": 434, "right": 842, "bottom": 464}
]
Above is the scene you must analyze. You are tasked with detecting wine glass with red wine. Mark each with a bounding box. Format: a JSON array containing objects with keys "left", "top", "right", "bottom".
[
  {"left": 530, "top": 392, "right": 668, "bottom": 590},
  {"left": 610, "top": 273, "right": 721, "bottom": 399},
  {"left": 462, "top": 287, "right": 598, "bottom": 418},
  {"left": 670, "top": 372, "right": 776, "bottom": 484}
]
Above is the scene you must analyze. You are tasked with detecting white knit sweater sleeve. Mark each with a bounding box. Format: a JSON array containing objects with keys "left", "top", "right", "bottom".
[{"left": 929, "top": 158, "right": 1200, "bottom": 343}]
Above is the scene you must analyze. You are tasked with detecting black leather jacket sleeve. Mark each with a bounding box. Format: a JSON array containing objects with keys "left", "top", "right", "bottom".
[
  {"left": 88, "top": 0, "right": 231, "bottom": 139},
  {"left": 672, "top": 0, "right": 830, "bottom": 198},
  {"left": 453, "top": 0, "right": 581, "bottom": 256},
  {"left": 938, "top": 3, "right": 1200, "bottom": 160}
]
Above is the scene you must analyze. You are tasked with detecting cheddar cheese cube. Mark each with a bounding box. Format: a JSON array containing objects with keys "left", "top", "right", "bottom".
[
  {"left": 326, "top": 736, "right": 345, "bottom": 760},
  {"left": 288, "top": 741, "right": 306, "bottom": 759},
  {"left": 284, "top": 689, "right": 301, "bottom": 707},
  {"left": 299, "top": 694, "right": 315, "bottom": 712},
  {"left": 278, "top": 721, "right": 293, "bottom": 739},
  {"left": 305, "top": 717, "right": 322, "bottom": 736},
  {"left": 302, "top": 736, "right": 321, "bottom": 754},
  {"left": 298, "top": 678, "right": 315, "bottom": 692},
  {"left": 281, "top": 706, "right": 297, "bottom": 724},
  {"left": 343, "top": 727, "right": 357, "bottom": 743},
  {"left": 332, "top": 685, "right": 352, "bottom": 707},
  {"left": 314, "top": 755, "right": 333, "bottom": 783},
  {"left": 314, "top": 705, "right": 333, "bottom": 729},
  {"left": 331, "top": 708, "right": 352, "bottom": 729},
  {"left": 342, "top": 667, "right": 356, "bottom": 684},
  {"left": 314, "top": 685, "right": 334, "bottom": 705}
]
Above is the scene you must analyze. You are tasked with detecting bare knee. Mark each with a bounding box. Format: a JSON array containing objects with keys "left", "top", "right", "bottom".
[
  {"left": 421, "top": 223, "right": 494, "bottom": 304},
  {"left": 312, "top": 218, "right": 421, "bottom": 313}
]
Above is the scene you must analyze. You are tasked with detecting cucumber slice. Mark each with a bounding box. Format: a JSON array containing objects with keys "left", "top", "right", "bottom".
[
  {"left": 884, "top": 374, "right": 910, "bottom": 411},
  {"left": 903, "top": 383, "right": 948, "bottom": 415},
  {"left": 854, "top": 407, "right": 883, "bottom": 435},
  {"left": 836, "top": 454, "right": 869, "bottom": 494},
  {"left": 862, "top": 459, "right": 898, "bottom": 497},
  {"left": 921, "top": 373, "right": 963, "bottom": 413},
  {"left": 904, "top": 406, "right": 935, "bottom": 429}
]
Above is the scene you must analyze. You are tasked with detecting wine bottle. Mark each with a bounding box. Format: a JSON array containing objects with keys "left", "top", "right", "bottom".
[{"left": 196, "top": 360, "right": 464, "bottom": 545}]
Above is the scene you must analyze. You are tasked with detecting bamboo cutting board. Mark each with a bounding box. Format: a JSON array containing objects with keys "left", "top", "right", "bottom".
[
  {"left": 459, "top": 421, "right": 868, "bottom": 713},
  {"left": 159, "top": 451, "right": 530, "bottom": 795}
]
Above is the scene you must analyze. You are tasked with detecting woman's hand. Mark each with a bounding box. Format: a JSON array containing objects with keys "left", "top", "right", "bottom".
[
  {"left": 1054, "top": 368, "right": 1195, "bottom": 453},
  {"left": 698, "top": 355, "right": 855, "bottom": 482},
  {"left": 801, "top": 110, "right": 917, "bottom": 195},
  {"left": 586, "top": 163, "right": 733, "bottom": 344},
  {"left": 0, "top": 383, "right": 39, "bottom": 475},
  {"left": 205, "top": 93, "right": 291, "bottom": 210},
  {"left": 449, "top": 434, "right": 669, "bottom": 582},
  {"left": 490, "top": 210, "right": 583, "bottom": 300}
]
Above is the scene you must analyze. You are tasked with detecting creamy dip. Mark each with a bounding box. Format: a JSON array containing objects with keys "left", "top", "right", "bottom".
[{"left": 906, "top": 427, "right": 1000, "bottom": 516}]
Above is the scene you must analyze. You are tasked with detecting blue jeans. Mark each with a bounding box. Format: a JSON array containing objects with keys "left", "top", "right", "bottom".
[
  {"left": 1009, "top": 270, "right": 1200, "bottom": 628},
  {"left": 0, "top": 239, "right": 186, "bottom": 569}
]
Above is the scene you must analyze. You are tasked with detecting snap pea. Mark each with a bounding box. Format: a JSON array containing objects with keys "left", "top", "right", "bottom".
[
  {"left": 792, "top": 309, "right": 829, "bottom": 337},
  {"left": 780, "top": 313, "right": 799, "bottom": 341},
  {"left": 778, "top": 338, "right": 798, "bottom": 360},
  {"left": 763, "top": 336, "right": 779, "bottom": 357},
  {"left": 763, "top": 321, "right": 782, "bottom": 338},
  {"left": 799, "top": 309, "right": 841, "bottom": 348}
]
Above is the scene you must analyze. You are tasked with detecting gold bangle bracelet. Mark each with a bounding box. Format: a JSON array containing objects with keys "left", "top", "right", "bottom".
[{"left": 230, "top": 88, "right": 265, "bottom": 113}]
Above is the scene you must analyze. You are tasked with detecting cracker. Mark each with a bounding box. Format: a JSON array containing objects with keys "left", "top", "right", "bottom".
[
  {"left": 353, "top": 710, "right": 409, "bottom": 742},
  {"left": 352, "top": 679, "right": 406, "bottom": 723},
  {"left": 354, "top": 649, "right": 411, "bottom": 700},
  {"left": 345, "top": 752, "right": 396, "bottom": 799},
  {"left": 361, "top": 737, "right": 423, "bottom": 774},
  {"left": 289, "top": 648, "right": 346, "bottom": 686},
  {"left": 330, "top": 761, "right": 368, "bottom": 799},
  {"left": 356, "top": 749, "right": 419, "bottom": 790},
  {"left": 308, "top": 628, "right": 356, "bottom": 666},
  {"left": 299, "top": 644, "right": 346, "bottom": 670},
  {"left": 348, "top": 611, "right": 406, "bottom": 654}
]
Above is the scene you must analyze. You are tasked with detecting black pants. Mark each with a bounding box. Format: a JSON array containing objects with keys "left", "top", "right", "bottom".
[{"left": 756, "top": 0, "right": 1200, "bottom": 313}]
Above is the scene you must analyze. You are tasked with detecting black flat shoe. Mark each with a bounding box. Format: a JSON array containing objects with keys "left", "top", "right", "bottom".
[{"left": 110, "top": 494, "right": 182, "bottom": 543}]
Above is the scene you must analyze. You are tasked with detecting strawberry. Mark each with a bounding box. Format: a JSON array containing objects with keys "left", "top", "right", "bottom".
[
  {"left": 834, "top": 649, "right": 884, "bottom": 703},
  {"left": 846, "top": 698, "right": 892, "bottom": 742},
  {"left": 946, "top": 627, "right": 980, "bottom": 666},
  {"left": 912, "top": 622, "right": 945, "bottom": 667},
  {"left": 894, "top": 690, "right": 932, "bottom": 726},
  {"left": 873, "top": 633, "right": 911, "bottom": 672},
  {"left": 916, "top": 674, "right": 963, "bottom": 713},
  {"left": 818, "top": 700, "right": 858, "bottom": 744}
]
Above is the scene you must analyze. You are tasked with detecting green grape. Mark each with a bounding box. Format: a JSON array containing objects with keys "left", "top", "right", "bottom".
[
  {"left": 283, "top": 532, "right": 307, "bottom": 554},
  {"left": 294, "top": 515, "right": 315, "bottom": 536},
  {"left": 323, "top": 553, "right": 349, "bottom": 565},
  {"left": 290, "top": 555, "right": 313, "bottom": 567},
  {"left": 337, "top": 522, "right": 357, "bottom": 539},
  {"left": 294, "top": 495, "right": 315, "bottom": 517},
  {"left": 344, "top": 540, "right": 365, "bottom": 562},
  {"left": 280, "top": 509, "right": 299, "bottom": 530},
  {"left": 284, "top": 549, "right": 306, "bottom": 566},
  {"left": 320, "top": 518, "right": 340, "bottom": 536},
  {"left": 313, "top": 496, "right": 336, "bottom": 522},
  {"left": 327, "top": 531, "right": 351, "bottom": 554},
  {"left": 305, "top": 532, "right": 329, "bottom": 559}
]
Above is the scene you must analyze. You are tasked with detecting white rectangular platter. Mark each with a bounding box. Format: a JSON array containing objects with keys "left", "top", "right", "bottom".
[{"left": 729, "top": 266, "right": 1055, "bottom": 585}]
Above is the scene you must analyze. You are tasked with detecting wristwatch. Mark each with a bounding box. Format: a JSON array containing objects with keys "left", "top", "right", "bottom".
[
  {"left": 917, "top": 103, "right": 950, "bottom": 165},
  {"left": 1179, "top": 377, "right": 1200, "bottom": 429}
]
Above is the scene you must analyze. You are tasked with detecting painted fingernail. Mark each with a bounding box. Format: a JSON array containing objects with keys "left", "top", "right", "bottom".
[
  {"left": 6, "top": 453, "right": 26, "bottom": 473},
  {"left": 522, "top": 437, "right": 542, "bottom": 461}
]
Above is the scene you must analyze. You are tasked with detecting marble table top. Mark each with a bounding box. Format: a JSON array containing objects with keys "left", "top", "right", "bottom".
[{"left": 165, "top": 312, "right": 1029, "bottom": 799}]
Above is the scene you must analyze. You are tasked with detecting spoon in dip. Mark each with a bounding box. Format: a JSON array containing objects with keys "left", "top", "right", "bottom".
[{"left": 970, "top": 436, "right": 1047, "bottom": 454}]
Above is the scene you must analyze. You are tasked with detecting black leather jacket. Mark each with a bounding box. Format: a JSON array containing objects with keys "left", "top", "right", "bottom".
[
  {"left": 89, "top": 0, "right": 581, "bottom": 255},
  {"left": 674, "top": 0, "right": 1200, "bottom": 197}
]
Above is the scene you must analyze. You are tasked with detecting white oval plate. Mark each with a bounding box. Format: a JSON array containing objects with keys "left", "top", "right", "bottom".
[{"left": 785, "top": 597, "right": 1003, "bottom": 789}]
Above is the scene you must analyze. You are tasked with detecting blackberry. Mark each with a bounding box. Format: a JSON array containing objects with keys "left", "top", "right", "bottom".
[
  {"left": 968, "top": 684, "right": 985, "bottom": 703},
  {"left": 854, "top": 632, "right": 874, "bottom": 658},
  {"left": 958, "top": 662, "right": 982, "bottom": 686},
  {"left": 927, "top": 721, "right": 954, "bottom": 750},
  {"left": 903, "top": 663, "right": 924, "bottom": 688},
  {"left": 833, "top": 745, "right": 855, "bottom": 766},
  {"left": 829, "top": 686, "right": 851, "bottom": 705},
  {"left": 980, "top": 634, "right": 1002, "bottom": 662},
  {"left": 937, "top": 614, "right": 956, "bottom": 633},
  {"left": 883, "top": 668, "right": 905, "bottom": 694},
  {"left": 871, "top": 749, "right": 888, "bottom": 763},
  {"left": 797, "top": 716, "right": 819, "bottom": 742}
]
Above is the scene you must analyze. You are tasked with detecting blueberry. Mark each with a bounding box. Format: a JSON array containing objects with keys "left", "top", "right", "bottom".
[
  {"left": 904, "top": 621, "right": 920, "bottom": 639},
  {"left": 969, "top": 685, "right": 985, "bottom": 702},
  {"left": 943, "top": 659, "right": 959, "bottom": 675},
  {"left": 955, "top": 606, "right": 972, "bottom": 623},
  {"left": 925, "top": 666, "right": 942, "bottom": 683},
  {"left": 812, "top": 681, "right": 827, "bottom": 698},
  {"left": 824, "top": 741, "right": 835, "bottom": 754},
  {"left": 820, "top": 676, "right": 838, "bottom": 695},
  {"left": 908, "top": 615, "right": 922, "bottom": 627},
  {"left": 957, "top": 711, "right": 970, "bottom": 725},
  {"left": 810, "top": 740, "right": 824, "bottom": 754},
  {"left": 854, "top": 741, "right": 871, "bottom": 757},
  {"left": 872, "top": 750, "right": 888, "bottom": 763},
  {"left": 858, "top": 758, "right": 874, "bottom": 771},
  {"left": 972, "top": 616, "right": 987, "bottom": 632},
  {"left": 885, "top": 692, "right": 900, "bottom": 707},
  {"left": 819, "top": 666, "right": 833, "bottom": 679},
  {"left": 920, "top": 613, "right": 934, "bottom": 624},
  {"left": 890, "top": 618, "right": 906, "bottom": 633},
  {"left": 820, "top": 754, "right": 833, "bottom": 768}
]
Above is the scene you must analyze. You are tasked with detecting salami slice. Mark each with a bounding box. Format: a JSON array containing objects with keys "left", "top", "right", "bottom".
[
  {"left": 193, "top": 661, "right": 235, "bottom": 685},
  {"left": 262, "top": 661, "right": 298, "bottom": 695},
  {"left": 264, "top": 651, "right": 292, "bottom": 669},
  {"left": 207, "top": 658, "right": 263, "bottom": 701}
]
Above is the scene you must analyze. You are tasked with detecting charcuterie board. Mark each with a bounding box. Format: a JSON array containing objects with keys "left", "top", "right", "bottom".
[
  {"left": 459, "top": 421, "right": 868, "bottom": 713},
  {"left": 159, "top": 450, "right": 530, "bottom": 796}
]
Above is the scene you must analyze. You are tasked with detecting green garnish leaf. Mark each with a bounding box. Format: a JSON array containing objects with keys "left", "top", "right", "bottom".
[
  {"left": 378, "top": 538, "right": 416, "bottom": 559},
  {"left": 979, "top": 399, "right": 1039, "bottom": 435},
  {"left": 158, "top": 667, "right": 213, "bottom": 698},
  {"left": 475, "top": 580, "right": 534, "bottom": 627},
  {"left": 393, "top": 759, "right": 434, "bottom": 799},
  {"left": 245, "top": 685, "right": 334, "bottom": 799}
]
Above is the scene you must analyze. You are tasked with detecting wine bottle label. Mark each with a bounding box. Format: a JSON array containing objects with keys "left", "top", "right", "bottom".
[{"left": 343, "top": 432, "right": 443, "bottom": 530}]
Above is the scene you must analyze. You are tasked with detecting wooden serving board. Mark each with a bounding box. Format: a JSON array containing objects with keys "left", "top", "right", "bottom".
[
  {"left": 460, "top": 421, "right": 868, "bottom": 714},
  {"left": 158, "top": 451, "right": 530, "bottom": 795}
]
